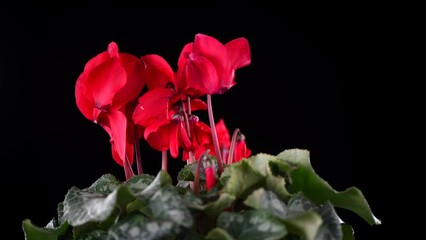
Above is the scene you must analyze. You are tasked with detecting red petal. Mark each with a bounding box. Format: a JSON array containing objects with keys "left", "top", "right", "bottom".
[
  {"left": 133, "top": 88, "right": 174, "bottom": 127},
  {"left": 190, "top": 99, "right": 207, "bottom": 111},
  {"left": 178, "top": 43, "right": 193, "bottom": 70},
  {"left": 215, "top": 119, "right": 231, "bottom": 148},
  {"left": 234, "top": 140, "right": 251, "bottom": 163},
  {"left": 195, "top": 121, "right": 212, "bottom": 147},
  {"left": 112, "top": 54, "right": 145, "bottom": 108},
  {"left": 225, "top": 38, "right": 251, "bottom": 69},
  {"left": 105, "top": 110, "right": 128, "bottom": 163},
  {"left": 83, "top": 52, "right": 110, "bottom": 72},
  {"left": 193, "top": 34, "right": 231, "bottom": 83},
  {"left": 179, "top": 123, "right": 192, "bottom": 151},
  {"left": 205, "top": 166, "right": 216, "bottom": 190},
  {"left": 108, "top": 42, "right": 120, "bottom": 58},
  {"left": 169, "top": 123, "right": 179, "bottom": 158},
  {"left": 141, "top": 54, "right": 175, "bottom": 90},
  {"left": 184, "top": 55, "right": 219, "bottom": 94},
  {"left": 111, "top": 141, "right": 134, "bottom": 167},
  {"left": 144, "top": 119, "right": 170, "bottom": 152},
  {"left": 85, "top": 58, "right": 127, "bottom": 111},
  {"left": 75, "top": 73, "right": 95, "bottom": 121}
]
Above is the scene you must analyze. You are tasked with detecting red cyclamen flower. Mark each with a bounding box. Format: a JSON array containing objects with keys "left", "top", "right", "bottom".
[
  {"left": 178, "top": 33, "right": 251, "bottom": 95},
  {"left": 215, "top": 118, "right": 251, "bottom": 163},
  {"left": 75, "top": 42, "right": 145, "bottom": 166}
]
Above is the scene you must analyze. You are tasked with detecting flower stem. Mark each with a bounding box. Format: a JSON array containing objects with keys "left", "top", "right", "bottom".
[
  {"left": 187, "top": 96, "right": 192, "bottom": 115},
  {"left": 194, "top": 154, "right": 202, "bottom": 195},
  {"left": 134, "top": 127, "right": 143, "bottom": 175},
  {"left": 162, "top": 150, "right": 168, "bottom": 171},
  {"left": 228, "top": 128, "right": 240, "bottom": 165},
  {"left": 124, "top": 156, "right": 135, "bottom": 180},
  {"left": 207, "top": 94, "right": 223, "bottom": 173},
  {"left": 182, "top": 101, "right": 195, "bottom": 164}
]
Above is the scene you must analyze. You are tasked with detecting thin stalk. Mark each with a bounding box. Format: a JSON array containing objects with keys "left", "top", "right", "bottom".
[
  {"left": 207, "top": 94, "right": 223, "bottom": 173},
  {"left": 134, "top": 127, "right": 143, "bottom": 175},
  {"left": 228, "top": 128, "right": 241, "bottom": 165},
  {"left": 182, "top": 101, "right": 195, "bottom": 164},
  {"left": 162, "top": 150, "right": 168, "bottom": 171},
  {"left": 193, "top": 154, "right": 202, "bottom": 195},
  {"left": 124, "top": 156, "right": 135, "bottom": 180},
  {"left": 187, "top": 96, "right": 192, "bottom": 115}
]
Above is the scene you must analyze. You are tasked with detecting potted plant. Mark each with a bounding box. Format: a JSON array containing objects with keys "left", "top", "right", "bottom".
[{"left": 22, "top": 33, "right": 381, "bottom": 240}]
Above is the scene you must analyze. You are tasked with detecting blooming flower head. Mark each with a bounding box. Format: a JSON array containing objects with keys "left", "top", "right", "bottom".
[
  {"left": 75, "top": 42, "right": 145, "bottom": 166},
  {"left": 178, "top": 33, "right": 251, "bottom": 95}
]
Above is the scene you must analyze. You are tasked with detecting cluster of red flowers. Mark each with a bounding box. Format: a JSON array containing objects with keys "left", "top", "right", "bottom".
[{"left": 75, "top": 34, "right": 251, "bottom": 190}]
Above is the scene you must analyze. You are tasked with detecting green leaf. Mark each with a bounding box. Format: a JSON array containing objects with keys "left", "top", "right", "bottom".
[
  {"left": 124, "top": 174, "right": 155, "bottom": 193},
  {"left": 265, "top": 174, "right": 291, "bottom": 202},
  {"left": 222, "top": 160, "right": 265, "bottom": 198},
  {"left": 243, "top": 188, "right": 287, "bottom": 218},
  {"left": 246, "top": 153, "right": 276, "bottom": 176},
  {"left": 135, "top": 170, "right": 172, "bottom": 200},
  {"left": 315, "top": 203, "right": 343, "bottom": 240},
  {"left": 149, "top": 185, "right": 193, "bottom": 229},
  {"left": 177, "top": 164, "right": 195, "bottom": 181},
  {"left": 126, "top": 198, "right": 149, "bottom": 215},
  {"left": 87, "top": 174, "right": 121, "bottom": 195},
  {"left": 287, "top": 194, "right": 320, "bottom": 215},
  {"left": 22, "top": 219, "right": 69, "bottom": 240},
  {"left": 57, "top": 202, "right": 65, "bottom": 225},
  {"left": 268, "top": 157, "right": 295, "bottom": 176},
  {"left": 183, "top": 190, "right": 203, "bottom": 207},
  {"left": 202, "top": 193, "right": 236, "bottom": 219},
  {"left": 108, "top": 214, "right": 175, "bottom": 240},
  {"left": 62, "top": 186, "right": 134, "bottom": 226},
  {"left": 217, "top": 210, "right": 287, "bottom": 240},
  {"left": 280, "top": 212, "right": 322, "bottom": 240},
  {"left": 75, "top": 230, "right": 108, "bottom": 240},
  {"left": 245, "top": 153, "right": 292, "bottom": 201},
  {"left": 277, "top": 149, "right": 381, "bottom": 225},
  {"left": 205, "top": 227, "right": 235, "bottom": 240},
  {"left": 341, "top": 223, "right": 355, "bottom": 240}
]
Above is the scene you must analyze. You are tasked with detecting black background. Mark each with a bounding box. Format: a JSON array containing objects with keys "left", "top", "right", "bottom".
[{"left": 1, "top": 7, "right": 388, "bottom": 239}]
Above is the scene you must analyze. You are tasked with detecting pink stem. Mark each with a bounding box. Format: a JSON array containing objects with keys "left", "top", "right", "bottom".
[
  {"left": 161, "top": 150, "right": 168, "bottom": 171},
  {"left": 194, "top": 154, "right": 202, "bottom": 195},
  {"left": 207, "top": 94, "right": 223, "bottom": 173},
  {"left": 134, "top": 127, "right": 143, "bottom": 175},
  {"left": 182, "top": 101, "right": 195, "bottom": 164},
  {"left": 228, "top": 128, "right": 240, "bottom": 165},
  {"left": 124, "top": 156, "right": 135, "bottom": 180}
]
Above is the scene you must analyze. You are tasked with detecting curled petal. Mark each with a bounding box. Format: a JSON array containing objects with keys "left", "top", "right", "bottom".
[
  {"left": 215, "top": 119, "right": 231, "bottom": 148},
  {"left": 225, "top": 37, "right": 251, "bottom": 70},
  {"left": 133, "top": 88, "right": 174, "bottom": 127},
  {"left": 142, "top": 54, "right": 175, "bottom": 90},
  {"left": 112, "top": 54, "right": 145, "bottom": 108},
  {"left": 85, "top": 58, "right": 126, "bottom": 111},
  {"left": 105, "top": 111, "right": 128, "bottom": 163},
  {"left": 178, "top": 43, "right": 193, "bottom": 70},
  {"left": 169, "top": 123, "right": 180, "bottom": 158},
  {"left": 144, "top": 119, "right": 170, "bottom": 152},
  {"left": 83, "top": 52, "right": 110, "bottom": 72},
  {"left": 233, "top": 140, "right": 252, "bottom": 163},
  {"left": 75, "top": 74, "right": 95, "bottom": 121},
  {"left": 179, "top": 123, "right": 192, "bottom": 152},
  {"left": 184, "top": 54, "right": 219, "bottom": 95},
  {"left": 190, "top": 99, "right": 207, "bottom": 112},
  {"left": 193, "top": 34, "right": 230, "bottom": 81}
]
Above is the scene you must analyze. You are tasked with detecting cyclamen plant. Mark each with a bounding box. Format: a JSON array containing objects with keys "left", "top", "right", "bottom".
[{"left": 23, "top": 34, "right": 381, "bottom": 240}]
